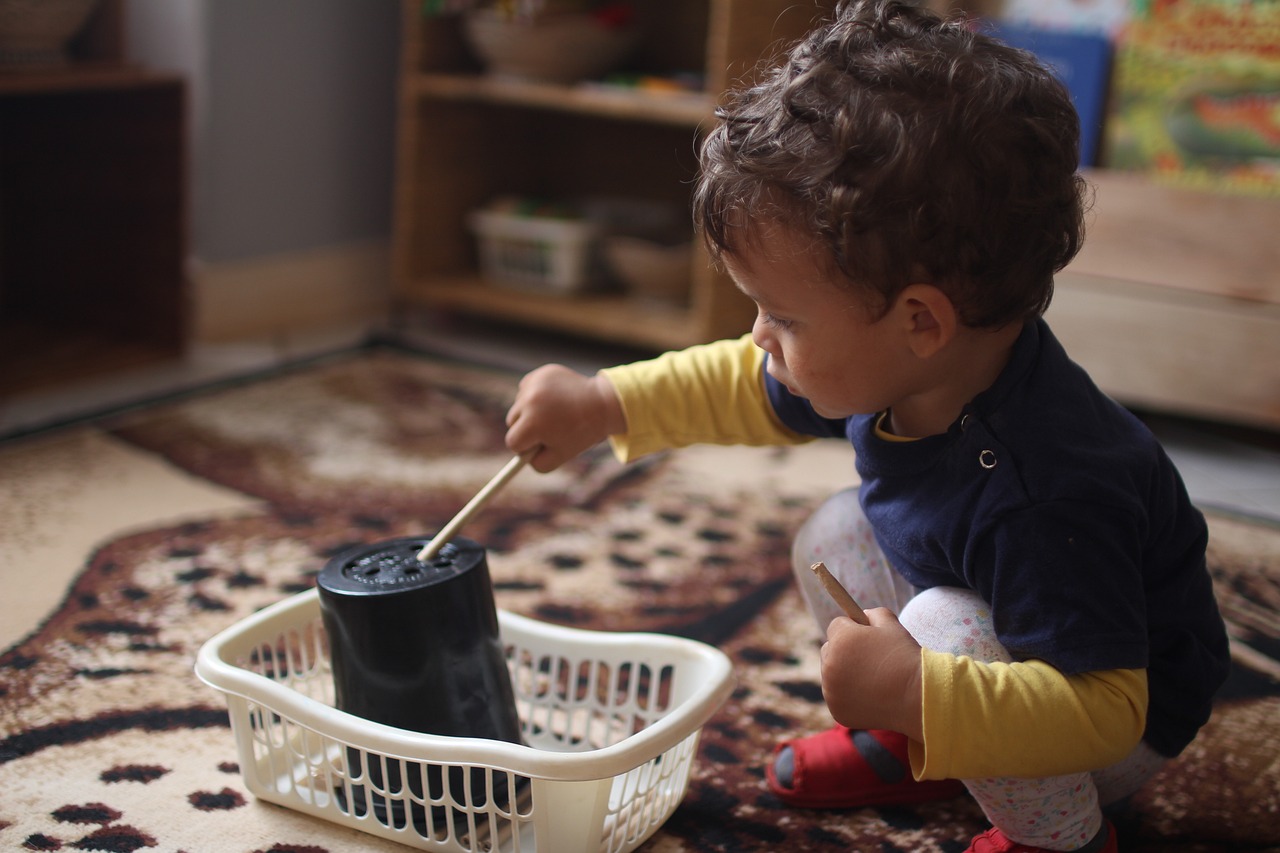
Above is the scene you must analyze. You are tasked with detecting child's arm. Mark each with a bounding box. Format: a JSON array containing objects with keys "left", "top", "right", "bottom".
[
  {"left": 912, "top": 653, "right": 1147, "bottom": 780},
  {"left": 506, "top": 335, "right": 810, "bottom": 472},
  {"left": 601, "top": 335, "right": 809, "bottom": 461}
]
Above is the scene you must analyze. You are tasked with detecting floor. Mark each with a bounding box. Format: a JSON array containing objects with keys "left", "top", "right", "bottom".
[{"left": 3, "top": 314, "right": 1279, "bottom": 523}]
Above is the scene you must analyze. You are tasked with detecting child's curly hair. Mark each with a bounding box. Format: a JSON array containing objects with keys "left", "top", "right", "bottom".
[{"left": 694, "top": 0, "right": 1087, "bottom": 328}]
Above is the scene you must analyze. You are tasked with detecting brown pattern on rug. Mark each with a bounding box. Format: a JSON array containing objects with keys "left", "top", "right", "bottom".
[{"left": 2, "top": 347, "right": 1277, "bottom": 852}]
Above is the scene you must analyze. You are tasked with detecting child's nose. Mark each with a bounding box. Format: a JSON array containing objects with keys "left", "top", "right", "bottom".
[{"left": 751, "top": 313, "right": 777, "bottom": 355}]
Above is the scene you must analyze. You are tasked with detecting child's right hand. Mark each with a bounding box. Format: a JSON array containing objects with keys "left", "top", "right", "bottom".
[{"left": 505, "top": 364, "right": 627, "bottom": 472}]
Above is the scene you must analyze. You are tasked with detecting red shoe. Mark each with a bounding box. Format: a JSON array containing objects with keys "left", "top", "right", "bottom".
[
  {"left": 966, "top": 819, "right": 1118, "bottom": 853},
  {"left": 765, "top": 725, "right": 966, "bottom": 809}
]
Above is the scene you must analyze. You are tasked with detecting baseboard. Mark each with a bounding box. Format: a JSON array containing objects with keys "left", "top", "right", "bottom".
[{"left": 193, "top": 241, "right": 391, "bottom": 343}]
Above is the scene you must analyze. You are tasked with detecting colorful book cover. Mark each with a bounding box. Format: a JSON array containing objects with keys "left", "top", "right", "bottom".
[
  {"left": 1131, "top": 0, "right": 1280, "bottom": 19},
  {"left": 985, "top": 21, "right": 1114, "bottom": 167},
  {"left": 1103, "top": 5, "right": 1280, "bottom": 196}
]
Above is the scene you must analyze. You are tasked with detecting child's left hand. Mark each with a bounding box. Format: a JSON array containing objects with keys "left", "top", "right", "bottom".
[{"left": 819, "top": 608, "right": 925, "bottom": 742}]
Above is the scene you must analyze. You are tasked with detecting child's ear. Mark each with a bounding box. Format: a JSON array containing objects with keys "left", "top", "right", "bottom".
[{"left": 896, "top": 284, "right": 957, "bottom": 359}]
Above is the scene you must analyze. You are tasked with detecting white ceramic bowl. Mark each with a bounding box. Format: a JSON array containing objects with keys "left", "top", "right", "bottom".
[{"left": 463, "top": 9, "right": 637, "bottom": 85}]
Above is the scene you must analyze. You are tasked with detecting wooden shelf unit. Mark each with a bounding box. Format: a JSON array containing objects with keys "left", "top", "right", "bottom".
[
  {"left": 391, "top": 0, "right": 834, "bottom": 350},
  {"left": 0, "top": 0, "right": 187, "bottom": 396}
]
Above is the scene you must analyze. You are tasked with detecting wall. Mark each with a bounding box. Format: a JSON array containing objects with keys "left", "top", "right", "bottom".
[{"left": 124, "top": 0, "right": 401, "bottom": 341}]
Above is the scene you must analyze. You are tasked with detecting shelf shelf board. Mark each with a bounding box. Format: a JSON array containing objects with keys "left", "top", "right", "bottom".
[
  {"left": 409, "top": 72, "right": 714, "bottom": 128},
  {"left": 398, "top": 275, "right": 699, "bottom": 350},
  {"left": 0, "top": 63, "right": 181, "bottom": 96}
]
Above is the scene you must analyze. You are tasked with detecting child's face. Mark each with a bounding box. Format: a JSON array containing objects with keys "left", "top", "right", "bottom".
[{"left": 725, "top": 221, "right": 916, "bottom": 420}]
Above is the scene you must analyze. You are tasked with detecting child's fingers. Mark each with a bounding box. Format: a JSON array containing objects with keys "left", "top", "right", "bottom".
[{"left": 863, "top": 606, "right": 902, "bottom": 628}]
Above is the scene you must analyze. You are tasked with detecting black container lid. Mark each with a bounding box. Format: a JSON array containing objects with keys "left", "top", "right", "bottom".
[{"left": 317, "top": 536, "right": 484, "bottom": 597}]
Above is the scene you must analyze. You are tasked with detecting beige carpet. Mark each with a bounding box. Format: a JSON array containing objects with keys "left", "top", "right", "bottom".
[
  {"left": 2, "top": 347, "right": 1277, "bottom": 852},
  {"left": 0, "top": 429, "right": 258, "bottom": 650}
]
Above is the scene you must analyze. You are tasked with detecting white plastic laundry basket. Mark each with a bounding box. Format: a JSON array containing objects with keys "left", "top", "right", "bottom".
[{"left": 195, "top": 589, "right": 734, "bottom": 853}]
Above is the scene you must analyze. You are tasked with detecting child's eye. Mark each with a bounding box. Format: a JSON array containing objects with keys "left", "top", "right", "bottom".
[{"left": 763, "top": 312, "right": 793, "bottom": 331}]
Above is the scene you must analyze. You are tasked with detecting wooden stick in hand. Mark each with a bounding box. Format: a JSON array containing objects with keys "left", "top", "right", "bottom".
[
  {"left": 416, "top": 452, "right": 533, "bottom": 563},
  {"left": 810, "top": 562, "right": 870, "bottom": 625}
]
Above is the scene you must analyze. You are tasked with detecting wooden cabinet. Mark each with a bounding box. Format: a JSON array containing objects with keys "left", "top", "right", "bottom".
[
  {"left": 391, "top": 0, "right": 835, "bottom": 351},
  {"left": 0, "top": 0, "right": 186, "bottom": 395}
]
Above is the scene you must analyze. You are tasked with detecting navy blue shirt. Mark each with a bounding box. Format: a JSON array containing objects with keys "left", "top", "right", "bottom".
[{"left": 765, "top": 318, "right": 1229, "bottom": 757}]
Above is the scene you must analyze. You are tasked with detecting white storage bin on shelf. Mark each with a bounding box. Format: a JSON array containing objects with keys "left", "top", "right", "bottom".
[
  {"left": 469, "top": 205, "right": 601, "bottom": 294},
  {"left": 195, "top": 588, "right": 734, "bottom": 853}
]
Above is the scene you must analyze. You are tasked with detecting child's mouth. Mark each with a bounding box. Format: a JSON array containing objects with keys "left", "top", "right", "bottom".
[{"left": 767, "top": 366, "right": 798, "bottom": 397}]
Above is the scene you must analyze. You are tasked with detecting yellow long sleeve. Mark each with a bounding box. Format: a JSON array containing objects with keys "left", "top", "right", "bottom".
[
  {"left": 600, "top": 335, "right": 808, "bottom": 461},
  {"left": 911, "top": 651, "right": 1148, "bottom": 780}
]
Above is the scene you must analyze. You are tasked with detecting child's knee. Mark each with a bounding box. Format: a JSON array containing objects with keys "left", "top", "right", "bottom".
[
  {"left": 791, "top": 486, "right": 866, "bottom": 570},
  {"left": 790, "top": 487, "right": 913, "bottom": 630},
  {"left": 898, "top": 586, "right": 1013, "bottom": 663}
]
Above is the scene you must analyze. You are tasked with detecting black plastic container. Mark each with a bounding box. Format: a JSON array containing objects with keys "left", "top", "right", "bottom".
[{"left": 317, "top": 535, "right": 522, "bottom": 830}]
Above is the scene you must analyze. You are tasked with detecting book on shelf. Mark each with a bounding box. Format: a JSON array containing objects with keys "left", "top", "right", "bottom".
[
  {"left": 983, "top": 20, "right": 1114, "bottom": 168},
  {"left": 1103, "top": 4, "right": 1280, "bottom": 196}
]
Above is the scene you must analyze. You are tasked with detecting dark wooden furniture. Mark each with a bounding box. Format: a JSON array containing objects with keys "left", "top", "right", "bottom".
[{"left": 0, "top": 0, "right": 186, "bottom": 395}]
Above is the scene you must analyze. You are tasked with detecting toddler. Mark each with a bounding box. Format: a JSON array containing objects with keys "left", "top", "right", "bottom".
[{"left": 503, "top": 2, "right": 1230, "bottom": 850}]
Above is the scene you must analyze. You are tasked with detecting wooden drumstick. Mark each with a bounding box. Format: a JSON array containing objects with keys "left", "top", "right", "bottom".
[
  {"left": 810, "top": 562, "right": 870, "bottom": 625},
  {"left": 416, "top": 451, "right": 534, "bottom": 563}
]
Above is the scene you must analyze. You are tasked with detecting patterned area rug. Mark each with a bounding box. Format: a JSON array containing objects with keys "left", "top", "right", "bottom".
[{"left": 2, "top": 347, "right": 1278, "bottom": 852}]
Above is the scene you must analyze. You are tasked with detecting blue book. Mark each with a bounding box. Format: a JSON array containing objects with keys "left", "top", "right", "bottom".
[{"left": 984, "top": 22, "right": 1114, "bottom": 168}]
